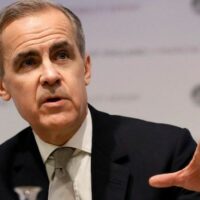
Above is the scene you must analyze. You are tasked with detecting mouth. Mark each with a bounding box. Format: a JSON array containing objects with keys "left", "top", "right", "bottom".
[
  {"left": 40, "top": 95, "right": 67, "bottom": 107},
  {"left": 46, "top": 97, "right": 62, "bottom": 103}
]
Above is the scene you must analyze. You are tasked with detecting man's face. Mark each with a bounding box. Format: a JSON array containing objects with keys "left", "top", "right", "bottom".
[{"left": 0, "top": 8, "right": 91, "bottom": 144}]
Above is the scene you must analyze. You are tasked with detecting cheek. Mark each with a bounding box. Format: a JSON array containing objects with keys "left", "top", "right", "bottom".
[
  {"left": 5, "top": 77, "right": 36, "bottom": 107},
  {"left": 65, "top": 66, "right": 85, "bottom": 89},
  {"left": 10, "top": 83, "right": 38, "bottom": 122},
  {"left": 67, "top": 74, "right": 88, "bottom": 104},
  {"left": 12, "top": 86, "right": 34, "bottom": 108},
  {"left": 73, "top": 81, "right": 88, "bottom": 106}
]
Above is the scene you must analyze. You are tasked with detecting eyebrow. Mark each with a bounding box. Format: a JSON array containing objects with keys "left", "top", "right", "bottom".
[
  {"left": 13, "top": 50, "right": 38, "bottom": 66},
  {"left": 49, "top": 40, "right": 75, "bottom": 58},
  {"left": 50, "top": 41, "right": 72, "bottom": 51},
  {"left": 12, "top": 40, "right": 75, "bottom": 67}
]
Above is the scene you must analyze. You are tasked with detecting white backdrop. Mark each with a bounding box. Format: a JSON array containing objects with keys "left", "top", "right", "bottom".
[{"left": 0, "top": 0, "right": 200, "bottom": 143}]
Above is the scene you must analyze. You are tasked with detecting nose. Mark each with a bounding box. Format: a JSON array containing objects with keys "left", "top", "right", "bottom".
[{"left": 40, "top": 61, "right": 61, "bottom": 86}]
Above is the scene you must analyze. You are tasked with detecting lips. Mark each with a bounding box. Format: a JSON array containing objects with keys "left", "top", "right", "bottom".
[
  {"left": 43, "top": 96, "right": 65, "bottom": 104},
  {"left": 39, "top": 94, "right": 68, "bottom": 106},
  {"left": 46, "top": 97, "right": 62, "bottom": 103}
]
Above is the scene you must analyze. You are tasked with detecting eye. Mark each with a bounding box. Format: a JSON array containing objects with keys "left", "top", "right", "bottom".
[
  {"left": 55, "top": 50, "right": 69, "bottom": 60},
  {"left": 20, "top": 57, "right": 38, "bottom": 69}
]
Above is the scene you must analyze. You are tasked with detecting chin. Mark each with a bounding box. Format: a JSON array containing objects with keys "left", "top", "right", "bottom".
[{"left": 43, "top": 114, "right": 81, "bottom": 130}]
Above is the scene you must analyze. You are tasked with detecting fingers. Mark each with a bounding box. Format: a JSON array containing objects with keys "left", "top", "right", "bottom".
[
  {"left": 149, "top": 172, "right": 179, "bottom": 188},
  {"left": 195, "top": 142, "right": 200, "bottom": 159},
  {"left": 149, "top": 143, "right": 200, "bottom": 191}
]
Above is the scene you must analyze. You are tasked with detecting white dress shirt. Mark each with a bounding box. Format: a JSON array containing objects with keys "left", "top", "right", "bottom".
[{"left": 33, "top": 109, "right": 92, "bottom": 200}]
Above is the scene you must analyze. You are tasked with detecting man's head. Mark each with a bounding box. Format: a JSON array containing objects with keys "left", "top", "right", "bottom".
[
  {"left": 0, "top": 0, "right": 91, "bottom": 145},
  {"left": 0, "top": 0, "right": 86, "bottom": 77}
]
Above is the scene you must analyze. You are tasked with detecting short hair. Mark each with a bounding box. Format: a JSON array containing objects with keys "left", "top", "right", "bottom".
[{"left": 0, "top": 0, "right": 85, "bottom": 77}]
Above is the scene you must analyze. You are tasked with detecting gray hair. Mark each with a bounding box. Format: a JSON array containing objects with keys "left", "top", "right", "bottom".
[{"left": 0, "top": 0, "right": 85, "bottom": 77}]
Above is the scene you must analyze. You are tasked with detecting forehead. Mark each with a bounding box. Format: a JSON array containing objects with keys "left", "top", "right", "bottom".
[{"left": 1, "top": 8, "right": 75, "bottom": 56}]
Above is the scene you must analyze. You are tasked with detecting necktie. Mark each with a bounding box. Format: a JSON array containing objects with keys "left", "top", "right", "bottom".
[{"left": 48, "top": 148, "right": 75, "bottom": 200}]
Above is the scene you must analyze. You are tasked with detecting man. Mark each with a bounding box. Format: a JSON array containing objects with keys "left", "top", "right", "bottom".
[{"left": 0, "top": 0, "right": 199, "bottom": 200}]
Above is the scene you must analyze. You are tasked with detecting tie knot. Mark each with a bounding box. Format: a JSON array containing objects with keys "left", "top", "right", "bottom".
[{"left": 51, "top": 147, "right": 74, "bottom": 179}]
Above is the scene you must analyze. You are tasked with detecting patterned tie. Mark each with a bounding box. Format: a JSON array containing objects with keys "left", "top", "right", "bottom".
[{"left": 48, "top": 148, "right": 75, "bottom": 200}]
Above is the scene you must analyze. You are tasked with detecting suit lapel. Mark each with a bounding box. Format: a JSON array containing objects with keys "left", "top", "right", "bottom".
[
  {"left": 10, "top": 106, "right": 130, "bottom": 200},
  {"left": 11, "top": 128, "right": 49, "bottom": 200},
  {"left": 90, "top": 105, "right": 130, "bottom": 200}
]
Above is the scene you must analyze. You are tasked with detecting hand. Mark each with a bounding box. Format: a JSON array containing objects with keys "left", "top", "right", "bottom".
[{"left": 149, "top": 142, "right": 200, "bottom": 192}]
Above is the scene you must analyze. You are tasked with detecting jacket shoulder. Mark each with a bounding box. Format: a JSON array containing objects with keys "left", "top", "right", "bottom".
[
  {"left": 0, "top": 127, "right": 32, "bottom": 165},
  {"left": 0, "top": 127, "right": 32, "bottom": 150},
  {"left": 90, "top": 105, "right": 196, "bottom": 165}
]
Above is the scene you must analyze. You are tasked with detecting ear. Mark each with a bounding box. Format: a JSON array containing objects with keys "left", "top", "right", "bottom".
[
  {"left": 84, "top": 55, "right": 91, "bottom": 86},
  {"left": 0, "top": 78, "right": 11, "bottom": 101}
]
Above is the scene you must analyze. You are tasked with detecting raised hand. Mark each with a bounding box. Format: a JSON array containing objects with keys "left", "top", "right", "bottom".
[{"left": 149, "top": 142, "right": 200, "bottom": 192}]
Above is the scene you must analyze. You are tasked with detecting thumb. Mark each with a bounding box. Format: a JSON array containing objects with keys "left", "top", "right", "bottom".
[{"left": 149, "top": 172, "right": 179, "bottom": 188}]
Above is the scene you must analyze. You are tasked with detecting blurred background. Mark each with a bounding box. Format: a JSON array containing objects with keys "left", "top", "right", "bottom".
[{"left": 0, "top": 0, "right": 200, "bottom": 143}]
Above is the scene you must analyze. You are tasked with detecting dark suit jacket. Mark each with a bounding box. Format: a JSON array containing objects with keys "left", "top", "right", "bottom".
[{"left": 0, "top": 105, "right": 200, "bottom": 200}]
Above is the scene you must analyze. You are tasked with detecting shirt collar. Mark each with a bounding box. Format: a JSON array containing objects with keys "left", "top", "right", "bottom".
[{"left": 33, "top": 108, "right": 92, "bottom": 163}]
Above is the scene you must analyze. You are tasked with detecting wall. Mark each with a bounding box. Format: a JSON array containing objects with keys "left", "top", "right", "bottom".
[{"left": 0, "top": 0, "right": 200, "bottom": 143}]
